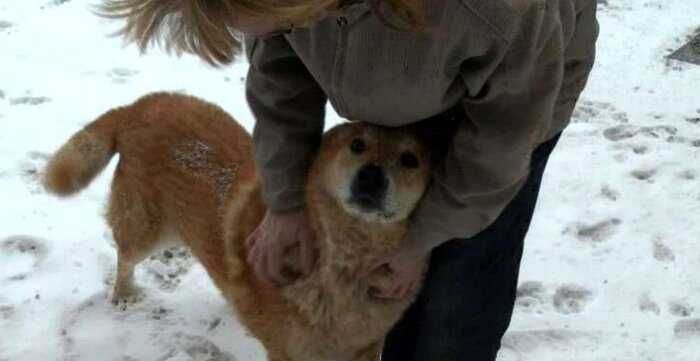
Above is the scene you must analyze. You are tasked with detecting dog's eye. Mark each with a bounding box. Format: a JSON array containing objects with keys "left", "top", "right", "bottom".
[
  {"left": 400, "top": 152, "right": 419, "bottom": 169},
  {"left": 350, "top": 138, "right": 366, "bottom": 154}
]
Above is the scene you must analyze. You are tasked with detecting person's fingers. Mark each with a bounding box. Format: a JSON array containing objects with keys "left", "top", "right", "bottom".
[
  {"left": 364, "top": 258, "right": 387, "bottom": 278},
  {"left": 245, "top": 227, "right": 260, "bottom": 249},
  {"left": 374, "top": 287, "right": 390, "bottom": 299},
  {"left": 390, "top": 281, "right": 404, "bottom": 299},
  {"left": 387, "top": 272, "right": 419, "bottom": 300},
  {"left": 266, "top": 246, "right": 293, "bottom": 286},
  {"left": 253, "top": 249, "right": 276, "bottom": 287},
  {"left": 246, "top": 242, "right": 258, "bottom": 266},
  {"left": 398, "top": 281, "right": 415, "bottom": 300},
  {"left": 389, "top": 283, "right": 404, "bottom": 300},
  {"left": 408, "top": 279, "right": 418, "bottom": 294},
  {"left": 246, "top": 232, "right": 262, "bottom": 266},
  {"left": 245, "top": 234, "right": 253, "bottom": 249},
  {"left": 391, "top": 285, "right": 404, "bottom": 299},
  {"left": 376, "top": 279, "right": 400, "bottom": 300}
]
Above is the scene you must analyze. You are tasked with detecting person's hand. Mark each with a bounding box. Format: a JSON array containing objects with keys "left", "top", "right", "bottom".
[
  {"left": 245, "top": 208, "right": 317, "bottom": 287},
  {"left": 368, "top": 244, "right": 428, "bottom": 301}
]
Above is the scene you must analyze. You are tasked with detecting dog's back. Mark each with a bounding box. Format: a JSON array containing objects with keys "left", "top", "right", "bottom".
[{"left": 43, "top": 92, "right": 264, "bottom": 303}]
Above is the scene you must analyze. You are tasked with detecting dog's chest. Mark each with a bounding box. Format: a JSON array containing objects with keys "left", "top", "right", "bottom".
[
  {"left": 280, "top": 216, "right": 412, "bottom": 359},
  {"left": 282, "top": 272, "right": 410, "bottom": 360}
]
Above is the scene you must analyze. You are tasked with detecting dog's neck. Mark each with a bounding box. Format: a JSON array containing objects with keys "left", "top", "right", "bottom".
[
  {"left": 278, "top": 186, "right": 411, "bottom": 350},
  {"left": 306, "top": 187, "right": 407, "bottom": 283}
]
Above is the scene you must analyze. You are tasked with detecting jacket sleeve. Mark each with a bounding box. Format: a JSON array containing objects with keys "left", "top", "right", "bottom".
[
  {"left": 245, "top": 35, "right": 327, "bottom": 211},
  {"left": 405, "top": 1, "right": 597, "bottom": 252}
]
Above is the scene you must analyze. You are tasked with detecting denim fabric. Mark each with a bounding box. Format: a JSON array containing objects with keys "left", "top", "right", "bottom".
[{"left": 382, "top": 133, "right": 562, "bottom": 361}]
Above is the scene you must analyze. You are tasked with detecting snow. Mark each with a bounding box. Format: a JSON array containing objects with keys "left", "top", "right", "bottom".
[{"left": 1, "top": 0, "right": 699, "bottom": 360}]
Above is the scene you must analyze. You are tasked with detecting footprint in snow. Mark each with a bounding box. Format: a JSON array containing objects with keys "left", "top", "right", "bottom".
[
  {"left": 515, "top": 281, "right": 547, "bottom": 313},
  {"left": 18, "top": 151, "right": 50, "bottom": 194},
  {"left": 666, "top": 135, "right": 700, "bottom": 147},
  {"left": 108, "top": 68, "right": 139, "bottom": 84},
  {"left": 669, "top": 300, "right": 694, "bottom": 318},
  {"left": 638, "top": 293, "right": 661, "bottom": 315},
  {"left": 571, "top": 99, "right": 629, "bottom": 124},
  {"left": 600, "top": 184, "right": 620, "bottom": 201},
  {"left": 686, "top": 110, "right": 700, "bottom": 125},
  {"left": 10, "top": 96, "right": 51, "bottom": 106},
  {"left": 552, "top": 284, "right": 593, "bottom": 314},
  {"left": 609, "top": 142, "right": 650, "bottom": 161},
  {"left": 143, "top": 247, "right": 195, "bottom": 292},
  {"left": 60, "top": 290, "right": 177, "bottom": 352},
  {"left": 0, "top": 296, "right": 15, "bottom": 320},
  {"left": 651, "top": 237, "right": 675, "bottom": 263},
  {"left": 602, "top": 124, "right": 677, "bottom": 142},
  {"left": 499, "top": 329, "right": 599, "bottom": 360},
  {"left": 630, "top": 168, "right": 657, "bottom": 182},
  {"left": 630, "top": 144, "right": 649, "bottom": 154},
  {"left": 61, "top": 292, "right": 237, "bottom": 361},
  {"left": 674, "top": 319, "right": 700, "bottom": 338},
  {"left": 39, "top": 0, "right": 72, "bottom": 9},
  {"left": 0, "top": 235, "right": 49, "bottom": 281},
  {"left": 566, "top": 218, "right": 621, "bottom": 244},
  {"left": 157, "top": 333, "right": 238, "bottom": 361},
  {"left": 678, "top": 170, "right": 697, "bottom": 180},
  {"left": 604, "top": 124, "right": 700, "bottom": 148}
]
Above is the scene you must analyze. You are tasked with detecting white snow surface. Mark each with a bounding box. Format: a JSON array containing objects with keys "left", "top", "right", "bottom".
[{"left": 1, "top": 0, "right": 700, "bottom": 360}]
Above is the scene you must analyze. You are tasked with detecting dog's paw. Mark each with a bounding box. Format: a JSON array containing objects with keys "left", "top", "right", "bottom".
[{"left": 110, "top": 287, "right": 144, "bottom": 310}]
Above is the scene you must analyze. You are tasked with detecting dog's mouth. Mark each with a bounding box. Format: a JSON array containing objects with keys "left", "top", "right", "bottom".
[
  {"left": 345, "top": 198, "right": 396, "bottom": 221},
  {"left": 352, "top": 194, "right": 383, "bottom": 211}
]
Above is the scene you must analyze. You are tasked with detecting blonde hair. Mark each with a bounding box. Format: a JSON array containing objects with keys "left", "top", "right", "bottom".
[{"left": 96, "top": 0, "right": 425, "bottom": 66}]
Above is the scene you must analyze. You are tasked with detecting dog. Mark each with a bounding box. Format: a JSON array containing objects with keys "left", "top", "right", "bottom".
[{"left": 43, "top": 92, "right": 432, "bottom": 361}]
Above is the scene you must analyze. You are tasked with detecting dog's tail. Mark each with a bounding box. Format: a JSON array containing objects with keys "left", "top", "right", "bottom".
[{"left": 43, "top": 106, "right": 127, "bottom": 196}]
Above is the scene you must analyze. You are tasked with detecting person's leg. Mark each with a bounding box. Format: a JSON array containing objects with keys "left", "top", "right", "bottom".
[{"left": 381, "top": 134, "right": 561, "bottom": 361}]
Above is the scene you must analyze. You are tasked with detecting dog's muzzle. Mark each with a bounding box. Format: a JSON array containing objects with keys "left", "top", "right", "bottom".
[{"left": 350, "top": 164, "right": 388, "bottom": 211}]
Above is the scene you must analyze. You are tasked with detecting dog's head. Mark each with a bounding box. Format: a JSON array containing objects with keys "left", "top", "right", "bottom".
[{"left": 311, "top": 122, "right": 432, "bottom": 224}]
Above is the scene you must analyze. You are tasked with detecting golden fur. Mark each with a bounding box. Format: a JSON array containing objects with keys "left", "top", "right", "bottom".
[{"left": 43, "top": 92, "right": 431, "bottom": 361}]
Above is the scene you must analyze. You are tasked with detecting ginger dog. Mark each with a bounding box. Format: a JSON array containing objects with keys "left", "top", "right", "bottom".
[{"left": 43, "top": 92, "right": 432, "bottom": 361}]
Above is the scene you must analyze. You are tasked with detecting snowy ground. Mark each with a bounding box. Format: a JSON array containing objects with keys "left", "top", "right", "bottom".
[{"left": 1, "top": 0, "right": 700, "bottom": 360}]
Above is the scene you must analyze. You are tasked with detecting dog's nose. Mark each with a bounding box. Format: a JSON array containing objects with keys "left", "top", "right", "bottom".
[{"left": 351, "top": 164, "right": 388, "bottom": 210}]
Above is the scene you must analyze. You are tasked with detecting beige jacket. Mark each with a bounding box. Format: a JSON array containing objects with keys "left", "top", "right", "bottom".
[{"left": 244, "top": 0, "right": 599, "bottom": 250}]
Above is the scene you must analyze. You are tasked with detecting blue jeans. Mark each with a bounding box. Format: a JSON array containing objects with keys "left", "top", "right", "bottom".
[{"left": 381, "top": 133, "right": 562, "bottom": 361}]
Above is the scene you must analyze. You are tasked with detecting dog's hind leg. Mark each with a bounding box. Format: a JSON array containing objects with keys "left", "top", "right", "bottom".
[
  {"left": 112, "top": 248, "right": 143, "bottom": 305},
  {"left": 107, "top": 175, "right": 163, "bottom": 306}
]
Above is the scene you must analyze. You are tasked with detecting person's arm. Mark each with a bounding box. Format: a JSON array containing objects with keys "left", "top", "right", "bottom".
[
  {"left": 244, "top": 35, "right": 327, "bottom": 286},
  {"left": 403, "top": 1, "right": 598, "bottom": 252},
  {"left": 245, "top": 34, "right": 327, "bottom": 211}
]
